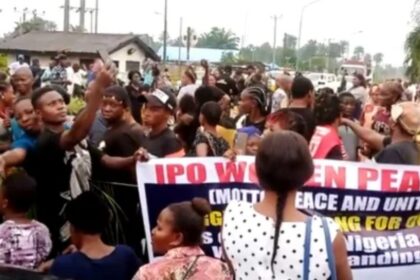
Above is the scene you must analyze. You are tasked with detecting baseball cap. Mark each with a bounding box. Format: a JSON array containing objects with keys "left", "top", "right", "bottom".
[
  {"left": 145, "top": 88, "right": 177, "bottom": 112},
  {"left": 391, "top": 102, "right": 420, "bottom": 136},
  {"left": 17, "top": 54, "right": 24, "bottom": 59}
]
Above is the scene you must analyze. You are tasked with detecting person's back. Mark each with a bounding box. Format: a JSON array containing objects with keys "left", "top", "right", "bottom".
[
  {"left": 0, "top": 220, "right": 51, "bottom": 269},
  {"left": 289, "top": 76, "right": 316, "bottom": 141},
  {"left": 137, "top": 247, "right": 230, "bottom": 280},
  {"left": 49, "top": 192, "right": 141, "bottom": 280},
  {"left": 375, "top": 140, "right": 418, "bottom": 165},
  {"left": 223, "top": 201, "right": 338, "bottom": 279},
  {"left": 0, "top": 172, "right": 51, "bottom": 270},
  {"left": 50, "top": 245, "right": 140, "bottom": 280},
  {"left": 222, "top": 132, "right": 352, "bottom": 280}
]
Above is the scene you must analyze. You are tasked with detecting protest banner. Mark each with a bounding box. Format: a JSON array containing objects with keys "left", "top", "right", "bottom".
[{"left": 137, "top": 156, "right": 420, "bottom": 279}]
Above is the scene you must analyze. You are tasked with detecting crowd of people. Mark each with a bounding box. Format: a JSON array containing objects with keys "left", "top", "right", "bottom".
[{"left": 0, "top": 51, "right": 416, "bottom": 280}]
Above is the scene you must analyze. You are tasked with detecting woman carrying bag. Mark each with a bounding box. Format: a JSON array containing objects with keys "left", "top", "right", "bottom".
[{"left": 222, "top": 131, "right": 352, "bottom": 280}]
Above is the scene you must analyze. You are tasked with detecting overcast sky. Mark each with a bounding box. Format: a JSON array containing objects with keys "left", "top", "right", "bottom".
[{"left": 0, "top": 0, "right": 416, "bottom": 65}]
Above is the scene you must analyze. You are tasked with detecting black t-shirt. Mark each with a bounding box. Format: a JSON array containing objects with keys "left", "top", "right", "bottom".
[
  {"left": 101, "top": 122, "right": 146, "bottom": 184},
  {"left": 125, "top": 85, "right": 145, "bottom": 124},
  {"left": 33, "top": 129, "right": 72, "bottom": 253},
  {"left": 241, "top": 116, "right": 266, "bottom": 133},
  {"left": 375, "top": 138, "right": 418, "bottom": 165},
  {"left": 31, "top": 65, "right": 43, "bottom": 89},
  {"left": 288, "top": 107, "right": 316, "bottom": 142},
  {"left": 143, "top": 128, "right": 183, "bottom": 158}
]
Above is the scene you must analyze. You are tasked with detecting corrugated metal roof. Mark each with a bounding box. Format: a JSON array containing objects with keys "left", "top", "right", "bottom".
[
  {"left": 158, "top": 46, "right": 239, "bottom": 62},
  {"left": 0, "top": 31, "right": 159, "bottom": 60}
]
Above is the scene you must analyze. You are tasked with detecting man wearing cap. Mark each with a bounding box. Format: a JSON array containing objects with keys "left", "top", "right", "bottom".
[
  {"left": 8, "top": 54, "right": 29, "bottom": 76},
  {"left": 142, "top": 88, "right": 184, "bottom": 158},
  {"left": 342, "top": 102, "right": 420, "bottom": 165},
  {"left": 51, "top": 54, "right": 71, "bottom": 89}
]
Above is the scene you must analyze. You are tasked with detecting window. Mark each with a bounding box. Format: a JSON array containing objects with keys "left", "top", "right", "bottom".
[{"left": 126, "top": 61, "right": 140, "bottom": 72}]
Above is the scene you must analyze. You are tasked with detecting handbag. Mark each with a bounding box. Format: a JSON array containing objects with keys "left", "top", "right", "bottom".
[
  {"left": 302, "top": 216, "right": 313, "bottom": 280},
  {"left": 322, "top": 217, "right": 338, "bottom": 280}
]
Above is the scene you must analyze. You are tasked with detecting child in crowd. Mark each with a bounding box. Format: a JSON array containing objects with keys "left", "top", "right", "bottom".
[
  {"left": 339, "top": 92, "right": 359, "bottom": 161},
  {"left": 49, "top": 191, "right": 141, "bottom": 280},
  {"left": 236, "top": 126, "right": 262, "bottom": 156},
  {"left": 133, "top": 198, "right": 232, "bottom": 280},
  {"left": 0, "top": 172, "right": 52, "bottom": 269}
]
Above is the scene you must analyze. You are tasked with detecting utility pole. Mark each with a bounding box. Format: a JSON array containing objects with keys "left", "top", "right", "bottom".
[
  {"left": 178, "top": 17, "right": 183, "bottom": 64},
  {"left": 63, "top": 0, "right": 70, "bottom": 32},
  {"left": 296, "top": 0, "right": 322, "bottom": 70},
  {"left": 94, "top": 0, "right": 99, "bottom": 33},
  {"left": 186, "top": 27, "right": 192, "bottom": 62},
  {"left": 163, "top": 0, "right": 168, "bottom": 63},
  {"left": 271, "top": 15, "right": 282, "bottom": 67},
  {"left": 79, "top": 0, "right": 86, "bottom": 32}
]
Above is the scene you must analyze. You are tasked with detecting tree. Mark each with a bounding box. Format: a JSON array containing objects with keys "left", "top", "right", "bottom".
[
  {"left": 196, "top": 27, "right": 240, "bottom": 49},
  {"left": 405, "top": 26, "right": 420, "bottom": 81},
  {"left": 353, "top": 46, "right": 365, "bottom": 60},
  {"left": 373, "top": 53, "right": 384, "bottom": 65},
  {"left": 221, "top": 52, "right": 237, "bottom": 64},
  {"left": 339, "top": 40, "right": 349, "bottom": 57},
  {"left": 5, "top": 16, "right": 56, "bottom": 38}
]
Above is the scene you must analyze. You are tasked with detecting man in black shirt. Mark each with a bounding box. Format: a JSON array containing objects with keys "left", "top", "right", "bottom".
[
  {"left": 343, "top": 102, "right": 420, "bottom": 165},
  {"left": 31, "top": 63, "right": 115, "bottom": 253},
  {"left": 30, "top": 58, "right": 43, "bottom": 90},
  {"left": 100, "top": 85, "right": 145, "bottom": 183},
  {"left": 99, "top": 85, "right": 146, "bottom": 255},
  {"left": 288, "top": 76, "right": 316, "bottom": 142},
  {"left": 142, "top": 88, "right": 183, "bottom": 158}
]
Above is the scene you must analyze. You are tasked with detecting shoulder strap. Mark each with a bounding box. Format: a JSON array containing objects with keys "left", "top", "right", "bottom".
[
  {"left": 303, "top": 216, "right": 313, "bottom": 280},
  {"left": 322, "top": 217, "right": 337, "bottom": 280},
  {"left": 182, "top": 255, "right": 202, "bottom": 280}
]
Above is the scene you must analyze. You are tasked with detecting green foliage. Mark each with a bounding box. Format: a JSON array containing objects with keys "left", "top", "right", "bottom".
[
  {"left": 196, "top": 27, "right": 239, "bottom": 49},
  {"left": 221, "top": 52, "right": 237, "bottom": 64},
  {"left": 353, "top": 46, "right": 365, "bottom": 60},
  {"left": 373, "top": 53, "right": 384, "bottom": 65},
  {"left": 405, "top": 26, "right": 420, "bottom": 82},
  {"left": 0, "top": 54, "right": 8, "bottom": 72},
  {"left": 6, "top": 16, "right": 57, "bottom": 38}
]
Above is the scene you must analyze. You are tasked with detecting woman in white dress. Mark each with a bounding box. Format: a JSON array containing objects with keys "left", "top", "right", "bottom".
[{"left": 222, "top": 131, "right": 352, "bottom": 280}]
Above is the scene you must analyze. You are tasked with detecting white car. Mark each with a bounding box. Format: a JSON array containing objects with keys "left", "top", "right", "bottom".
[{"left": 306, "top": 72, "right": 340, "bottom": 92}]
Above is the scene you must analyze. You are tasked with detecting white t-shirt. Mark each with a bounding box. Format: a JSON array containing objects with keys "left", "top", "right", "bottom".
[
  {"left": 71, "top": 70, "right": 86, "bottom": 86},
  {"left": 222, "top": 200, "right": 339, "bottom": 280},
  {"left": 177, "top": 84, "right": 199, "bottom": 101},
  {"left": 271, "top": 88, "right": 287, "bottom": 113},
  {"left": 8, "top": 61, "right": 29, "bottom": 75}
]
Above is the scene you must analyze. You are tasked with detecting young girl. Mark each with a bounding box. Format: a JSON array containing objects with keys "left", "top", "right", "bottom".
[
  {"left": 191, "top": 101, "right": 230, "bottom": 157},
  {"left": 0, "top": 172, "right": 52, "bottom": 269},
  {"left": 134, "top": 198, "right": 232, "bottom": 280}
]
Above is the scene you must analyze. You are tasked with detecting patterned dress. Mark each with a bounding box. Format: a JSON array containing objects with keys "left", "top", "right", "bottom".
[
  {"left": 0, "top": 220, "right": 52, "bottom": 269},
  {"left": 133, "top": 246, "right": 232, "bottom": 280}
]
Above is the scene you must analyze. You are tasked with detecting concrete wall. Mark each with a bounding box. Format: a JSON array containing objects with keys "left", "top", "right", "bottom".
[{"left": 110, "top": 42, "right": 146, "bottom": 81}]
